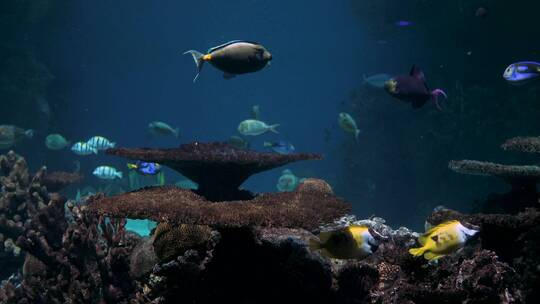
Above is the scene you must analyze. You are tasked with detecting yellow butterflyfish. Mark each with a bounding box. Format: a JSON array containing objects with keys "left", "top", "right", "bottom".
[
  {"left": 309, "top": 225, "right": 378, "bottom": 259},
  {"left": 409, "top": 220, "right": 478, "bottom": 261}
]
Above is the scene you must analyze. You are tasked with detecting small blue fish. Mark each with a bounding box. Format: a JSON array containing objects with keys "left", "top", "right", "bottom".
[
  {"left": 395, "top": 20, "right": 413, "bottom": 27},
  {"left": 127, "top": 161, "right": 162, "bottom": 176},
  {"left": 264, "top": 141, "right": 295, "bottom": 154},
  {"left": 503, "top": 62, "right": 540, "bottom": 85}
]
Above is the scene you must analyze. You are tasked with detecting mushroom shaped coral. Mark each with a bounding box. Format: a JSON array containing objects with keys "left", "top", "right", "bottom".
[
  {"left": 88, "top": 180, "right": 351, "bottom": 231},
  {"left": 106, "top": 142, "right": 322, "bottom": 201},
  {"left": 449, "top": 160, "right": 540, "bottom": 213}
]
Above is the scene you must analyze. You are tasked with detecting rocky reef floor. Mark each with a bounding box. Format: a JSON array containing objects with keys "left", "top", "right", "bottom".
[{"left": 0, "top": 148, "right": 539, "bottom": 303}]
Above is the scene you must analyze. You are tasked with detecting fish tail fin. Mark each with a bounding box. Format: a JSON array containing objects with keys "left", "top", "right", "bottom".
[
  {"left": 408, "top": 247, "right": 427, "bottom": 258},
  {"left": 127, "top": 163, "right": 138, "bottom": 170},
  {"left": 263, "top": 141, "right": 272, "bottom": 147},
  {"left": 116, "top": 171, "right": 123, "bottom": 179},
  {"left": 183, "top": 50, "right": 205, "bottom": 82},
  {"left": 431, "top": 89, "right": 448, "bottom": 111},
  {"left": 25, "top": 129, "right": 34, "bottom": 138},
  {"left": 110, "top": 142, "right": 116, "bottom": 148},
  {"left": 268, "top": 124, "right": 280, "bottom": 134},
  {"left": 174, "top": 128, "right": 180, "bottom": 138},
  {"left": 309, "top": 237, "right": 322, "bottom": 251}
]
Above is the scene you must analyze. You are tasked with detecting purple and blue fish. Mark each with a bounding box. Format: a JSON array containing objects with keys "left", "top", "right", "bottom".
[
  {"left": 384, "top": 65, "right": 447, "bottom": 111},
  {"left": 503, "top": 62, "right": 540, "bottom": 85},
  {"left": 127, "top": 161, "right": 162, "bottom": 176}
]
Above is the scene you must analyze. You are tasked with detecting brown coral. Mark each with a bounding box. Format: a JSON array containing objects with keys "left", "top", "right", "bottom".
[
  {"left": 0, "top": 151, "right": 49, "bottom": 280},
  {"left": 106, "top": 142, "right": 322, "bottom": 201},
  {"left": 152, "top": 222, "right": 214, "bottom": 262},
  {"left": 449, "top": 159, "right": 540, "bottom": 182},
  {"left": 449, "top": 159, "right": 540, "bottom": 213},
  {"left": 87, "top": 182, "right": 351, "bottom": 231},
  {"left": 297, "top": 178, "right": 334, "bottom": 194},
  {"left": 502, "top": 136, "right": 540, "bottom": 154},
  {"left": 39, "top": 170, "right": 83, "bottom": 192}
]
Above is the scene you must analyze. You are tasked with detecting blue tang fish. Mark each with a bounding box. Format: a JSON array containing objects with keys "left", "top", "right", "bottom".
[
  {"left": 503, "top": 62, "right": 540, "bottom": 85},
  {"left": 127, "top": 161, "right": 162, "bottom": 176},
  {"left": 264, "top": 141, "right": 295, "bottom": 154}
]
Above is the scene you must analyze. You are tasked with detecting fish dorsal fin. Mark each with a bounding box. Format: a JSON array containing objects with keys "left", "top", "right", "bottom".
[
  {"left": 409, "top": 65, "right": 425, "bottom": 80},
  {"left": 317, "top": 230, "right": 333, "bottom": 245},
  {"left": 410, "top": 64, "right": 429, "bottom": 90},
  {"left": 208, "top": 40, "right": 258, "bottom": 53},
  {"left": 348, "top": 225, "right": 369, "bottom": 246}
]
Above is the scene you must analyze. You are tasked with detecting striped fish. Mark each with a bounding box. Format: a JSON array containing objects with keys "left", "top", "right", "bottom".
[
  {"left": 87, "top": 136, "right": 116, "bottom": 150},
  {"left": 71, "top": 142, "right": 98, "bottom": 155},
  {"left": 93, "top": 166, "right": 123, "bottom": 180}
]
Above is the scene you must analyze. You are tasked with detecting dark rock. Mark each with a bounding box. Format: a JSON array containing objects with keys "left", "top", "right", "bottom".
[{"left": 129, "top": 237, "right": 158, "bottom": 279}]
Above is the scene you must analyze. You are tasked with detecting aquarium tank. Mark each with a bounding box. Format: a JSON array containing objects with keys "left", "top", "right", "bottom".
[{"left": 1, "top": 0, "right": 539, "bottom": 303}]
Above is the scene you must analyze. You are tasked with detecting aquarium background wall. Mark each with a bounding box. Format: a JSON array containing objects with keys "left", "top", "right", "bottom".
[{"left": 2, "top": 0, "right": 539, "bottom": 230}]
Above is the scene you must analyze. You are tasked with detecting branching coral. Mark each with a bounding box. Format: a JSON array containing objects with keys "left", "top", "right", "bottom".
[
  {"left": 0, "top": 151, "right": 49, "bottom": 280},
  {"left": 0, "top": 194, "right": 141, "bottom": 303}
]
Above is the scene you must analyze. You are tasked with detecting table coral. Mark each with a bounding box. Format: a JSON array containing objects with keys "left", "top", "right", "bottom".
[
  {"left": 106, "top": 142, "right": 322, "bottom": 201},
  {"left": 88, "top": 182, "right": 351, "bottom": 231}
]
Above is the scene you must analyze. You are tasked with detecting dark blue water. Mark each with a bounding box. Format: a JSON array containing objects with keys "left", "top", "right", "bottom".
[
  {"left": 5, "top": 0, "right": 540, "bottom": 229},
  {"left": 37, "top": 2, "right": 369, "bottom": 194}
]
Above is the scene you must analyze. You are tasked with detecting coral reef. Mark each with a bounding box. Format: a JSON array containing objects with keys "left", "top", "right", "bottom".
[
  {"left": 131, "top": 213, "right": 527, "bottom": 303},
  {"left": 0, "top": 151, "right": 49, "bottom": 280},
  {"left": 502, "top": 136, "right": 540, "bottom": 154},
  {"left": 427, "top": 207, "right": 540, "bottom": 303},
  {"left": 449, "top": 137, "right": 540, "bottom": 213},
  {"left": 0, "top": 194, "right": 140, "bottom": 303},
  {"left": 2, "top": 152, "right": 539, "bottom": 303},
  {"left": 87, "top": 182, "right": 351, "bottom": 231},
  {"left": 107, "top": 142, "right": 322, "bottom": 201}
]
